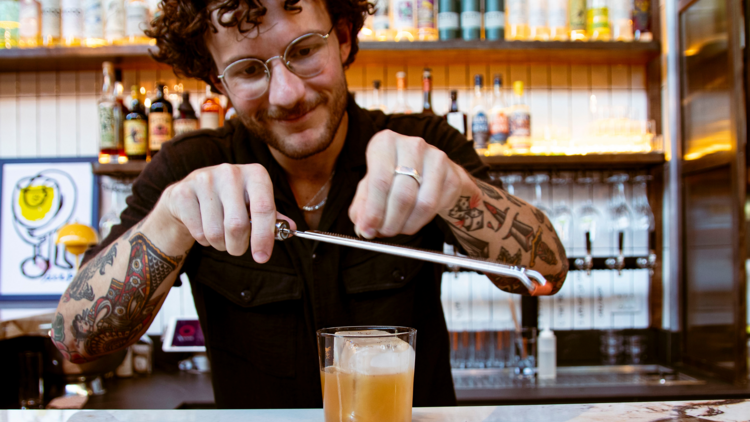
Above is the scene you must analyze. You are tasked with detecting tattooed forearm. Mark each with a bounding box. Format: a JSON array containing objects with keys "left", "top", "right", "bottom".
[
  {"left": 51, "top": 313, "right": 90, "bottom": 363},
  {"left": 441, "top": 177, "right": 568, "bottom": 296},
  {"left": 62, "top": 244, "right": 118, "bottom": 302},
  {"left": 70, "top": 233, "right": 182, "bottom": 358}
]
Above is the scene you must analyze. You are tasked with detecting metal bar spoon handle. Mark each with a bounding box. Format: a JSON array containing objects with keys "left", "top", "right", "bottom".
[{"left": 252, "top": 219, "right": 546, "bottom": 294}]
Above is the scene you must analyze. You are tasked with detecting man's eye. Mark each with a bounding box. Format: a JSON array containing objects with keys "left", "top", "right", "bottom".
[
  {"left": 243, "top": 66, "right": 262, "bottom": 76},
  {"left": 297, "top": 47, "right": 312, "bottom": 57}
]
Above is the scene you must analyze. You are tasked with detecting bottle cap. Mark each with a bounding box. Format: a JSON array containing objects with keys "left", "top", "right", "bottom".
[
  {"left": 513, "top": 80, "right": 524, "bottom": 96},
  {"left": 396, "top": 71, "right": 406, "bottom": 79},
  {"left": 450, "top": 90, "right": 457, "bottom": 99},
  {"left": 102, "top": 61, "right": 114, "bottom": 73},
  {"left": 423, "top": 68, "right": 432, "bottom": 78},
  {"left": 474, "top": 74, "right": 483, "bottom": 87},
  {"left": 373, "top": 80, "right": 381, "bottom": 89},
  {"left": 494, "top": 74, "right": 502, "bottom": 86}
]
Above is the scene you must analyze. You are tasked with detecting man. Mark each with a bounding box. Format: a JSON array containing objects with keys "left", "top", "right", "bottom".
[{"left": 52, "top": 0, "right": 567, "bottom": 409}]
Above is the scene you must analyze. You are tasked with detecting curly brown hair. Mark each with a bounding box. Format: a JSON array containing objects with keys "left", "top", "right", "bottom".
[{"left": 146, "top": 0, "right": 373, "bottom": 87}]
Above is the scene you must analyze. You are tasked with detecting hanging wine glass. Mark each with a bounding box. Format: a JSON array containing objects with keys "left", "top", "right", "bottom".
[
  {"left": 525, "top": 173, "right": 552, "bottom": 218},
  {"left": 576, "top": 172, "right": 602, "bottom": 261},
  {"left": 499, "top": 173, "right": 524, "bottom": 197},
  {"left": 606, "top": 173, "right": 632, "bottom": 235},
  {"left": 631, "top": 173, "right": 655, "bottom": 232},
  {"left": 550, "top": 172, "right": 574, "bottom": 247}
]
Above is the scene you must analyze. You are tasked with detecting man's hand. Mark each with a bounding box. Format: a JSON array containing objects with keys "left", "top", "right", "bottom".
[
  {"left": 349, "top": 130, "right": 472, "bottom": 239},
  {"left": 156, "top": 163, "right": 296, "bottom": 262}
]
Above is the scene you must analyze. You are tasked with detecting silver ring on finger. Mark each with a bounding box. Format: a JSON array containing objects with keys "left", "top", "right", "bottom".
[{"left": 394, "top": 166, "right": 422, "bottom": 186}]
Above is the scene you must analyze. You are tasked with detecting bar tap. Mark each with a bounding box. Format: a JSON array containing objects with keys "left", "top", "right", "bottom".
[
  {"left": 606, "top": 232, "right": 626, "bottom": 275},
  {"left": 574, "top": 231, "right": 594, "bottom": 275}
]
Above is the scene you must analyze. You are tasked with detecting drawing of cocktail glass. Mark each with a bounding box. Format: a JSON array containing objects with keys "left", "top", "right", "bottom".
[
  {"left": 55, "top": 222, "right": 99, "bottom": 272},
  {"left": 575, "top": 173, "right": 601, "bottom": 274}
]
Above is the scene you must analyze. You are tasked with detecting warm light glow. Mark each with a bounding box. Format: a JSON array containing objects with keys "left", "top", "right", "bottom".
[
  {"left": 140, "top": 87, "right": 146, "bottom": 95},
  {"left": 144, "top": 98, "right": 151, "bottom": 108},
  {"left": 684, "top": 143, "right": 732, "bottom": 160},
  {"left": 117, "top": 155, "right": 129, "bottom": 164},
  {"left": 98, "top": 154, "right": 111, "bottom": 164}
]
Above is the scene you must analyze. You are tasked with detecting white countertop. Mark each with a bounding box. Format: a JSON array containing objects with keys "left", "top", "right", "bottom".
[{"left": 4, "top": 400, "right": 750, "bottom": 422}]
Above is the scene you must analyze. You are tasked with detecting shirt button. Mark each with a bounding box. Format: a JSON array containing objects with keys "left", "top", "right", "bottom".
[
  {"left": 392, "top": 269, "right": 404, "bottom": 281},
  {"left": 240, "top": 290, "right": 252, "bottom": 302}
]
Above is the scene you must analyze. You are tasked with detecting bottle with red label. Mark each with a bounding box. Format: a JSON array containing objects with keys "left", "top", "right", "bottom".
[
  {"left": 200, "top": 85, "right": 224, "bottom": 129},
  {"left": 174, "top": 92, "right": 199, "bottom": 136},
  {"left": 488, "top": 74, "right": 509, "bottom": 156},
  {"left": 148, "top": 83, "right": 173, "bottom": 156}
]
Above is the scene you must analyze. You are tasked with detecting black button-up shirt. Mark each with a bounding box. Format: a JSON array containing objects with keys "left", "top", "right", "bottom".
[{"left": 86, "top": 95, "right": 488, "bottom": 408}]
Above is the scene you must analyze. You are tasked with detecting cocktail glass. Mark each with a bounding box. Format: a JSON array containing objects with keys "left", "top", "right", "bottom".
[{"left": 318, "top": 326, "right": 417, "bottom": 422}]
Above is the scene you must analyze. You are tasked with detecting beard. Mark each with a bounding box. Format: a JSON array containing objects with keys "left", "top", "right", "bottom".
[{"left": 239, "top": 76, "right": 349, "bottom": 160}]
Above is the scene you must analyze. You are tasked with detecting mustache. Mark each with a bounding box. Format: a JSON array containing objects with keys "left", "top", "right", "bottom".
[{"left": 257, "top": 95, "right": 327, "bottom": 121}]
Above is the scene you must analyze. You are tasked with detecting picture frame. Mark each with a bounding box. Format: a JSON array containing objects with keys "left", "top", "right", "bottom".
[{"left": 0, "top": 157, "right": 99, "bottom": 302}]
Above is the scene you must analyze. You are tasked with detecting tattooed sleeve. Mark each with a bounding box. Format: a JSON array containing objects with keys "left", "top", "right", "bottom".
[
  {"left": 62, "top": 244, "right": 118, "bottom": 302},
  {"left": 70, "top": 233, "right": 182, "bottom": 358}
]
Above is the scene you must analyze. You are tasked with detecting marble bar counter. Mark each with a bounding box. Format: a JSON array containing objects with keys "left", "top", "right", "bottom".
[{"left": 5, "top": 400, "right": 750, "bottom": 421}]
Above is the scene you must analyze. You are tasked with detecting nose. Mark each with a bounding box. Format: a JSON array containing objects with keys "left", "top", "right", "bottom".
[{"left": 266, "top": 59, "right": 306, "bottom": 110}]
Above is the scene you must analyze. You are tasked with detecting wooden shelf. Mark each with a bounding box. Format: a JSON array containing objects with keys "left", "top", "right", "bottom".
[
  {"left": 481, "top": 152, "right": 666, "bottom": 171},
  {"left": 93, "top": 160, "right": 149, "bottom": 177},
  {"left": 0, "top": 40, "right": 661, "bottom": 72}
]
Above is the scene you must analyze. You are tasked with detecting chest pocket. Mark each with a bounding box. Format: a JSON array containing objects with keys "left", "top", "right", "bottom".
[
  {"left": 189, "top": 249, "right": 302, "bottom": 378},
  {"left": 340, "top": 234, "right": 426, "bottom": 294}
]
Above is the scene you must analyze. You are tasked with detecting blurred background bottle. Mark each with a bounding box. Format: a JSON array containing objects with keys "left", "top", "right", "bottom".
[
  {"left": 417, "top": 0, "right": 437, "bottom": 40},
  {"left": 391, "top": 0, "right": 416, "bottom": 41},
  {"left": 369, "top": 80, "right": 387, "bottom": 112},
  {"left": 632, "top": 0, "right": 651, "bottom": 41},
  {"left": 200, "top": 85, "right": 223, "bottom": 129},
  {"left": 528, "top": 0, "right": 548, "bottom": 40},
  {"left": 569, "top": 0, "right": 587, "bottom": 40},
  {"left": 507, "top": 81, "right": 531, "bottom": 153},
  {"left": 174, "top": 92, "right": 199, "bottom": 136},
  {"left": 488, "top": 74, "right": 509, "bottom": 156},
  {"left": 586, "top": 0, "right": 610, "bottom": 40},
  {"left": 460, "top": 0, "right": 480, "bottom": 40},
  {"left": 437, "top": 0, "right": 459, "bottom": 40},
  {"left": 113, "top": 70, "right": 127, "bottom": 163},
  {"left": 125, "top": 0, "right": 148, "bottom": 44},
  {"left": 124, "top": 85, "right": 149, "bottom": 161},
  {"left": 104, "top": 0, "right": 124, "bottom": 44},
  {"left": 422, "top": 68, "right": 434, "bottom": 115},
  {"left": 470, "top": 74, "right": 489, "bottom": 154},
  {"left": 19, "top": 0, "right": 40, "bottom": 47},
  {"left": 0, "top": 0, "right": 20, "bottom": 49},
  {"left": 609, "top": 0, "right": 633, "bottom": 40},
  {"left": 392, "top": 71, "right": 412, "bottom": 114},
  {"left": 505, "top": 0, "right": 528, "bottom": 40},
  {"left": 148, "top": 83, "right": 173, "bottom": 156},
  {"left": 484, "top": 0, "right": 504, "bottom": 40},
  {"left": 61, "top": 0, "right": 81, "bottom": 45},
  {"left": 548, "top": 0, "right": 569, "bottom": 40},
  {"left": 83, "top": 0, "right": 106, "bottom": 46},
  {"left": 40, "top": 0, "right": 60, "bottom": 45},
  {"left": 372, "top": 0, "right": 392, "bottom": 40},
  {"left": 98, "top": 62, "right": 122, "bottom": 164},
  {"left": 445, "top": 90, "right": 467, "bottom": 136}
]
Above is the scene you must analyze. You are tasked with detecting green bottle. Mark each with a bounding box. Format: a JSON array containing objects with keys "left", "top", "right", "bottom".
[{"left": 0, "top": 0, "right": 20, "bottom": 48}]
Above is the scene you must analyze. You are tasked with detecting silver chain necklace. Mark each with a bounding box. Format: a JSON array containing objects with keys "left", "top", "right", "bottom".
[{"left": 300, "top": 171, "right": 335, "bottom": 212}]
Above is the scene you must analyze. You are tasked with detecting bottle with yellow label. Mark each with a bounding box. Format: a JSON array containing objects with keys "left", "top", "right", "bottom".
[
  {"left": 586, "top": 0, "right": 610, "bottom": 40},
  {"left": 125, "top": 85, "right": 148, "bottom": 160},
  {"left": 148, "top": 83, "right": 173, "bottom": 156}
]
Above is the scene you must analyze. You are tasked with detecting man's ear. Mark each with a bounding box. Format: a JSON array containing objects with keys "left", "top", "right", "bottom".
[
  {"left": 208, "top": 75, "right": 228, "bottom": 97},
  {"left": 335, "top": 20, "right": 352, "bottom": 65}
]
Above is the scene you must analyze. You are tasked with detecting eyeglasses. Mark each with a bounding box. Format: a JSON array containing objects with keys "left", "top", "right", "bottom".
[{"left": 217, "top": 25, "right": 335, "bottom": 101}]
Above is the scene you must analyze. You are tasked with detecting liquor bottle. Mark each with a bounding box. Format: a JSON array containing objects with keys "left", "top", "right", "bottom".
[
  {"left": 548, "top": 0, "right": 569, "bottom": 40},
  {"left": 104, "top": 0, "right": 124, "bottom": 44},
  {"left": 83, "top": 0, "right": 105, "bottom": 46},
  {"left": 124, "top": 85, "right": 148, "bottom": 160},
  {"left": 421, "top": 68, "right": 434, "bottom": 115},
  {"left": 0, "top": 0, "right": 20, "bottom": 48},
  {"left": 392, "top": 71, "right": 412, "bottom": 114},
  {"left": 391, "top": 0, "right": 416, "bottom": 41},
  {"left": 470, "top": 75, "right": 489, "bottom": 154},
  {"left": 113, "top": 70, "right": 127, "bottom": 163},
  {"left": 445, "top": 90, "right": 467, "bottom": 136},
  {"left": 586, "top": 0, "right": 610, "bottom": 40},
  {"left": 609, "top": 0, "right": 632, "bottom": 40},
  {"left": 417, "top": 0, "right": 436, "bottom": 40},
  {"left": 174, "top": 92, "right": 199, "bottom": 136},
  {"left": 19, "top": 0, "right": 40, "bottom": 48},
  {"left": 505, "top": 0, "right": 529, "bottom": 40},
  {"left": 484, "top": 0, "right": 504, "bottom": 40},
  {"left": 148, "top": 83, "right": 173, "bottom": 155},
  {"left": 460, "top": 0, "right": 480, "bottom": 41},
  {"left": 40, "top": 0, "right": 60, "bottom": 45},
  {"left": 507, "top": 81, "right": 531, "bottom": 153},
  {"left": 632, "top": 0, "right": 651, "bottom": 41},
  {"left": 369, "top": 80, "right": 387, "bottom": 112},
  {"left": 200, "top": 85, "right": 223, "bottom": 129},
  {"left": 528, "top": 0, "right": 548, "bottom": 40},
  {"left": 569, "top": 0, "right": 587, "bottom": 40},
  {"left": 488, "top": 74, "right": 509, "bottom": 156},
  {"left": 98, "top": 62, "right": 120, "bottom": 164},
  {"left": 372, "top": 0, "right": 392, "bottom": 41},
  {"left": 437, "top": 0, "right": 459, "bottom": 40},
  {"left": 61, "top": 0, "right": 82, "bottom": 46},
  {"left": 125, "top": 0, "right": 148, "bottom": 44}
]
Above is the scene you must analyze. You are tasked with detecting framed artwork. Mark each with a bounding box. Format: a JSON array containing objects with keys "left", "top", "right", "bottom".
[{"left": 0, "top": 157, "right": 99, "bottom": 302}]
